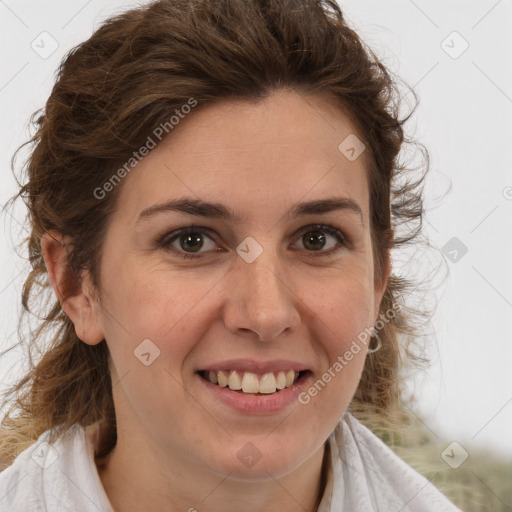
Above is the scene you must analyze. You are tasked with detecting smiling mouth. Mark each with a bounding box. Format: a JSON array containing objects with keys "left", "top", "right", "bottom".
[{"left": 198, "top": 369, "right": 309, "bottom": 395}]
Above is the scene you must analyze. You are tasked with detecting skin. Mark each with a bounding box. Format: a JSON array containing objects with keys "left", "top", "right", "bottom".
[{"left": 42, "top": 90, "right": 389, "bottom": 512}]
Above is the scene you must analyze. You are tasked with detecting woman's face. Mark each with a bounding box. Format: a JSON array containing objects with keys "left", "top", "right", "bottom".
[{"left": 87, "top": 90, "right": 387, "bottom": 479}]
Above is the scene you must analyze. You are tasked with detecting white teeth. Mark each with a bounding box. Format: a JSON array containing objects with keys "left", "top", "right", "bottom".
[
  {"left": 217, "top": 370, "right": 228, "bottom": 387},
  {"left": 228, "top": 370, "right": 242, "bottom": 390},
  {"left": 259, "top": 373, "right": 277, "bottom": 394},
  {"left": 241, "top": 372, "right": 260, "bottom": 393},
  {"left": 276, "top": 371, "right": 286, "bottom": 389},
  {"left": 204, "top": 369, "right": 301, "bottom": 394}
]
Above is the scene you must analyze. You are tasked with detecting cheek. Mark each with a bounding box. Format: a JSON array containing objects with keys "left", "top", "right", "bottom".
[
  {"left": 301, "top": 267, "right": 375, "bottom": 374},
  {"left": 99, "top": 259, "right": 220, "bottom": 362},
  {"left": 300, "top": 279, "right": 373, "bottom": 421},
  {"left": 319, "top": 293, "right": 373, "bottom": 364},
  {"left": 303, "top": 262, "right": 376, "bottom": 330}
]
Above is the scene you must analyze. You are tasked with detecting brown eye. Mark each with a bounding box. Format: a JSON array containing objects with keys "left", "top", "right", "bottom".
[
  {"left": 158, "top": 227, "right": 219, "bottom": 260},
  {"left": 293, "top": 224, "right": 346, "bottom": 254},
  {"left": 302, "top": 231, "right": 327, "bottom": 251},
  {"left": 179, "top": 233, "right": 204, "bottom": 253}
]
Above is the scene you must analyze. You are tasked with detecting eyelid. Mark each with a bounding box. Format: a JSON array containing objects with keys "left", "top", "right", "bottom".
[
  {"left": 157, "top": 223, "right": 348, "bottom": 259},
  {"left": 292, "top": 223, "right": 347, "bottom": 246},
  {"left": 156, "top": 226, "right": 220, "bottom": 259}
]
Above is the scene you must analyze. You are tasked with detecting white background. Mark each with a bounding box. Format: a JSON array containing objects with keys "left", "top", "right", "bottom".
[{"left": 1, "top": 0, "right": 511, "bottom": 459}]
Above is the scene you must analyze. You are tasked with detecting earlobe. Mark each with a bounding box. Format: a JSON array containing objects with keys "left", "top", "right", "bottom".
[{"left": 41, "top": 230, "right": 105, "bottom": 346}]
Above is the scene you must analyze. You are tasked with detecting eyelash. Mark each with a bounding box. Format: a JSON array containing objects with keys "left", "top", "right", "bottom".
[{"left": 156, "top": 224, "right": 348, "bottom": 260}]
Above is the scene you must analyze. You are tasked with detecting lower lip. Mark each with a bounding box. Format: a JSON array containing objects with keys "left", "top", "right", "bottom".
[{"left": 197, "top": 372, "right": 311, "bottom": 415}]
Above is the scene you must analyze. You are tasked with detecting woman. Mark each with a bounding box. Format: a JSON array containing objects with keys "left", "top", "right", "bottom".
[{"left": 0, "top": 0, "right": 462, "bottom": 510}]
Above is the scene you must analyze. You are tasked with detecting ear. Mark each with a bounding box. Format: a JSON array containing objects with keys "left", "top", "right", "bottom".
[
  {"left": 373, "top": 246, "right": 392, "bottom": 322},
  {"left": 41, "top": 230, "right": 104, "bottom": 345}
]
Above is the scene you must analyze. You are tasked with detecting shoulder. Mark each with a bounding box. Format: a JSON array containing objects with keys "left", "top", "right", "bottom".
[
  {"left": 325, "top": 413, "right": 462, "bottom": 511},
  {"left": 0, "top": 423, "right": 112, "bottom": 512}
]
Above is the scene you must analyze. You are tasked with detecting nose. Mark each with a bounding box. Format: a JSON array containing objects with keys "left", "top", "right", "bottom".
[{"left": 222, "top": 246, "right": 301, "bottom": 342}]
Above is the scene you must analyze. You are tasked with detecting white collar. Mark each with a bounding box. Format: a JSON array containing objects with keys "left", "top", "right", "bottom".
[{"left": 0, "top": 413, "right": 461, "bottom": 511}]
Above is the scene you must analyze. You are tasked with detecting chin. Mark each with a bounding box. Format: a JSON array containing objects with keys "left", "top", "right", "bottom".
[{"left": 209, "top": 441, "right": 308, "bottom": 481}]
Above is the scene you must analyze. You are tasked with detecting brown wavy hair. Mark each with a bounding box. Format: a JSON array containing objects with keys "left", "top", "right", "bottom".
[{"left": 0, "top": 0, "right": 428, "bottom": 468}]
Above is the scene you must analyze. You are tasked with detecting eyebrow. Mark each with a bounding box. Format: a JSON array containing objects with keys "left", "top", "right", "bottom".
[{"left": 137, "top": 196, "right": 363, "bottom": 224}]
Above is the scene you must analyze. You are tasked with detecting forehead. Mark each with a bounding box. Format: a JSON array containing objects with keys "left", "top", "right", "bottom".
[{"left": 113, "top": 90, "right": 370, "bottom": 226}]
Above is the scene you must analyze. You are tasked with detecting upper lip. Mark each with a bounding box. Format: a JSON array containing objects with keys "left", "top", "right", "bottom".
[{"left": 198, "top": 359, "right": 310, "bottom": 374}]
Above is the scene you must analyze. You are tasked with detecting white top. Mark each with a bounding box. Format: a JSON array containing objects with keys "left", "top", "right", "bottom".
[{"left": 0, "top": 413, "right": 462, "bottom": 511}]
